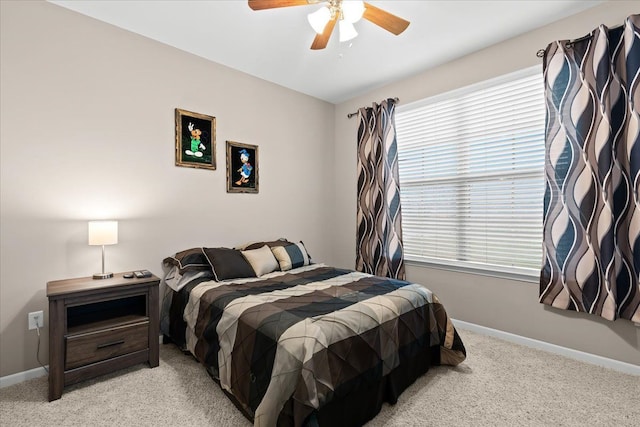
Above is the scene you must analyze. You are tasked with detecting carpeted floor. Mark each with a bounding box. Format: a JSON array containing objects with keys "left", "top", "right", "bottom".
[{"left": 1, "top": 328, "right": 638, "bottom": 426}]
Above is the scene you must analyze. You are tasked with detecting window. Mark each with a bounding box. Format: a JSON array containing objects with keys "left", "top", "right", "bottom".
[{"left": 395, "top": 67, "right": 545, "bottom": 279}]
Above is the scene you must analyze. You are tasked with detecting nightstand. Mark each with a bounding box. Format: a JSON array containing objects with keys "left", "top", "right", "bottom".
[{"left": 46, "top": 273, "right": 160, "bottom": 401}]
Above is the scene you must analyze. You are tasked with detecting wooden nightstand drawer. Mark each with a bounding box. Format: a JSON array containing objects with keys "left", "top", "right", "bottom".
[{"left": 65, "top": 321, "right": 149, "bottom": 370}]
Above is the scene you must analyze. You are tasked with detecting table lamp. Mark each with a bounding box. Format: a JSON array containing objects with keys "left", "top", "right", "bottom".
[{"left": 88, "top": 220, "right": 118, "bottom": 279}]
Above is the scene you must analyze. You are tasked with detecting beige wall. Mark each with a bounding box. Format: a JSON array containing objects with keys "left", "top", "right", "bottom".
[
  {"left": 0, "top": 1, "right": 334, "bottom": 377},
  {"left": 2, "top": 1, "right": 638, "bottom": 379},
  {"left": 332, "top": 1, "right": 639, "bottom": 365}
]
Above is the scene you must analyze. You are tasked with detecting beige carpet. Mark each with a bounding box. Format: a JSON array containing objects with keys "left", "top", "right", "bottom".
[{"left": 1, "top": 329, "right": 638, "bottom": 426}]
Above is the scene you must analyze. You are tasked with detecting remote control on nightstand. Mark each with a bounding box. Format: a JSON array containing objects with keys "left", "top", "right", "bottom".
[{"left": 134, "top": 270, "right": 152, "bottom": 278}]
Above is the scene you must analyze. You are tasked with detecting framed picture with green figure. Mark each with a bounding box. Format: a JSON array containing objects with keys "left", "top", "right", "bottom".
[{"left": 175, "top": 108, "right": 216, "bottom": 170}]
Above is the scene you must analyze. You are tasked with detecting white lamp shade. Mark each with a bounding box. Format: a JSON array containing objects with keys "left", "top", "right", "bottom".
[
  {"left": 88, "top": 221, "right": 118, "bottom": 246},
  {"left": 342, "top": 1, "right": 365, "bottom": 23},
  {"left": 307, "top": 6, "right": 331, "bottom": 34},
  {"left": 339, "top": 20, "right": 358, "bottom": 42}
]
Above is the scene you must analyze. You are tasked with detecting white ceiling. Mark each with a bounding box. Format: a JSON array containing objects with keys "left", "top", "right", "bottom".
[{"left": 49, "top": 0, "right": 603, "bottom": 104}]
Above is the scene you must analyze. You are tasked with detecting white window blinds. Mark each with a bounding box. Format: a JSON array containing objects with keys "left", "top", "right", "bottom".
[{"left": 395, "top": 67, "right": 545, "bottom": 278}]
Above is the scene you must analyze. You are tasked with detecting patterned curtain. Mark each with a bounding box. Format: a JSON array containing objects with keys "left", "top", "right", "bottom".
[
  {"left": 540, "top": 15, "right": 640, "bottom": 322},
  {"left": 355, "top": 98, "right": 405, "bottom": 280}
]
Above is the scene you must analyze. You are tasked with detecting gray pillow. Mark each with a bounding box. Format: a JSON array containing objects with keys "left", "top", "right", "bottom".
[
  {"left": 241, "top": 238, "right": 291, "bottom": 251},
  {"left": 163, "top": 248, "right": 210, "bottom": 274}
]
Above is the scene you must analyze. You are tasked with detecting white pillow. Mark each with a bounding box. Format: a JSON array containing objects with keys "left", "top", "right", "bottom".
[{"left": 241, "top": 245, "right": 279, "bottom": 277}]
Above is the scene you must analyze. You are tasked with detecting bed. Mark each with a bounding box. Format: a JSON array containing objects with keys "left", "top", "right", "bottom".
[{"left": 160, "top": 240, "right": 466, "bottom": 426}]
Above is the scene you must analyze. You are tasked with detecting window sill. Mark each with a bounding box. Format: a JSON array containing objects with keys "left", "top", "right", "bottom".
[{"left": 404, "top": 259, "right": 539, "bottom": 284}]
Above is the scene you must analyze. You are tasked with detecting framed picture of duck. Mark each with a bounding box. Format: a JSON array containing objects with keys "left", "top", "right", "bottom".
[
  {"left": 226, "top": 141, "right": 258, "bottom": 194},
  {"left": 175, "top": 108, "right": 216, "bottom": 170}
]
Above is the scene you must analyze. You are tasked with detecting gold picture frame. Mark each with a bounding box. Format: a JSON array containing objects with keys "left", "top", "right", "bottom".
[
  {"left": 175, "top": 108, "right": 216, "bottom": 170},
  {"left": 226, "top": 141, "right": 258, "bottom": 194}
]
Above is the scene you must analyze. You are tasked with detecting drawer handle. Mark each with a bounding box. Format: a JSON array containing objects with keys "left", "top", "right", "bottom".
[{"left": 96, "top": 340, "right": 125, "bottom": 349}]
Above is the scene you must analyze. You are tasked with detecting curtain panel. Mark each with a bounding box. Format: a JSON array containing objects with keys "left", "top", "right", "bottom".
[
  {"left": 540, "top": 15, "right": 640, "bottom": 321},
  {"left": 355, "top": 98, "right": 406, "bottom": 280}
]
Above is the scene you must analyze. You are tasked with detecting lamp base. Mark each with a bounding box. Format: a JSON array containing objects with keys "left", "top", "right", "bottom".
[{"left": 93, "top": 272, "right": 113, "bottom": 280}]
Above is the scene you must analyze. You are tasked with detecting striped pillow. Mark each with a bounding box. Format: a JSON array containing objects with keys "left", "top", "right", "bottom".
[{"left": 271, "top": 242, "right": 311, "bottom": 271}]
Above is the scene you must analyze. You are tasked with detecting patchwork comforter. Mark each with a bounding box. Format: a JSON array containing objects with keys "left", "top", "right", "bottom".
[{"left": 161, "top": 263, "right": 466, "bottom": 427}]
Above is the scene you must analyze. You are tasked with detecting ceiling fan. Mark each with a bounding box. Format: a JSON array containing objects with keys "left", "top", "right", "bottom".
[{"left": 248, "top": 0, "right": 410, "bottom": 50}]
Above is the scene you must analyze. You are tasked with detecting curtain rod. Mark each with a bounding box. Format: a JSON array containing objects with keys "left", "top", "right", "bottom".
[
  {"left": 536, "top": 23, "right": 624, "bottom": 58},
  {"left": 347, "top": 97, "right": 400, "bottom": 118}
]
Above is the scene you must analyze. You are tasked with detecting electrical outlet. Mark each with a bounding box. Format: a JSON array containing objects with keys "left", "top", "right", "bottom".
[{"left": 28, "top": 311, "right": 44, "bottom": 330}]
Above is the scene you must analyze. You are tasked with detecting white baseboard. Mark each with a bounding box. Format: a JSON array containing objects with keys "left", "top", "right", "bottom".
[
  {"left": 1, "top": 335, "right": 165, "bottom": 389},
  {"left": 452, "top": 319, "right": 640, "bottom": 376},
  {"left": 0, "top": 366, "right": 48, "bottom": 389}
]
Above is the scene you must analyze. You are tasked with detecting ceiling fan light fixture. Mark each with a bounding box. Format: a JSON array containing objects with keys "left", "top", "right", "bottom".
[
  {"left": 307, "top": 6, "right": 331, "bottom": 34},
  {"left": 248, "top": 0, "right": 409, "bottom": 50},
  {"left": 339, "top": 19, "right": 358, "bottom": 42},
  {"left": 341, "top": 0, "right": 365, "bottom": 24}
]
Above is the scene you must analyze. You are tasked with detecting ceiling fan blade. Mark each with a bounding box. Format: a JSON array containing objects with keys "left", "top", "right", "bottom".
[
  {"left": 248, "top": 0, "right": 316, "bottom": 10},
  {"left": 310, "top": 16, "right": 337, "bottom": 50},
  {"left": 362, "top": 2, "right": 410, "bottom": 35}
]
